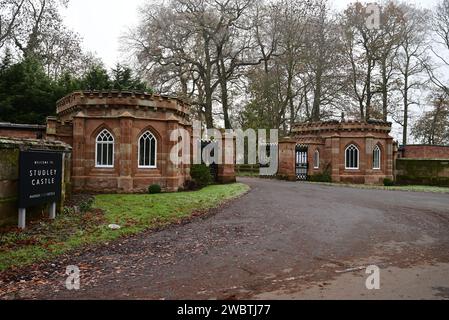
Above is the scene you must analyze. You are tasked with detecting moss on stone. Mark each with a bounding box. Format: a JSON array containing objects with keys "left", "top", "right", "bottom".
[
  {"left": 396, "top": 159, "right": 449, "bottom": 187},
  {"left": 0, "top": 149, "right": 19, "bottom": 180}
]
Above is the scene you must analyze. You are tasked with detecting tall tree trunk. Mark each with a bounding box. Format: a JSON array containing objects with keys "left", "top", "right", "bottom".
[
  {"left": 312, "top": 64, "right": 323, "bottom": 122},
  {"left": 204, "top": 78, "right": 214, "bottom": 129},
  {"left": 289, "top": 97, "right": 295, "bottom": 132},
  {"left": 203, "top": 36, "right": 214, "bottom": 129},
  {"left": 381, "top": 58, "right": 388, "bottom": 122},
  {"left": 366, "top": 58, "right": 374, "bottom": 121},
  {"left": 402, "top": 61, "right": 410, "bottom": 146},
  {"left": 218, "top": 58, "right": 232, "bottom": 129}
]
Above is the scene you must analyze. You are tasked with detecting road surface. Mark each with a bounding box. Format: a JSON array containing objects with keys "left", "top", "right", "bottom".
[{"left": 1, "top": 178, "right": 449, "bottom": 300}]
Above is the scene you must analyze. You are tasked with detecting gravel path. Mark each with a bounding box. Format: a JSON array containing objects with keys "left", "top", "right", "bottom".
[{"left": 1, "top": 178, "right": 449, "bottom": 300}]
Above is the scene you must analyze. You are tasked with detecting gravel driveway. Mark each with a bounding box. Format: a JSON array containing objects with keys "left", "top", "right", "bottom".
[{"left": 2, "top": 178, "right": 449, "bottom": 300}]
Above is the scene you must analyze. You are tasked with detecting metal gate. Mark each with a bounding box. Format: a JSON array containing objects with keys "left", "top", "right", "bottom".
[{"left": 296, "top": 145, "right": 309, "bottom": 181}]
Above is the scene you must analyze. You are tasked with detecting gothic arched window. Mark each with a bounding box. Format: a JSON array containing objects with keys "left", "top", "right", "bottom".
[
  {"left": 373, "top": 145, "right": 381, "bottom": 170},
  {"left": 138, "top": 131, "right": 157, "bottom": 168},
  {"left": 345, "top": 144, "right": 359, "bottom": 170},
  {"left": 96, "top": 129, "right": 114, "bottom": 168},
  {"left": 313, "top": 150, "right": 320, "bottom": 169}
]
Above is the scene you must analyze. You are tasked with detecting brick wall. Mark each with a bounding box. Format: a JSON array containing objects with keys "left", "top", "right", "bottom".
[
  {"left": 396, "top": 159, "right": 449, "bottom": 187},
  {"left": 0, "top": 128, "right": 46, "bottom": 140},
  {"left": 401, "top": 145, "right": 449, "bottom": 160}
]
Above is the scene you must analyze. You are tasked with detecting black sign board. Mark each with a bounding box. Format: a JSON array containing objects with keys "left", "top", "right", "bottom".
[{"left": 19, "top": 150, "right": 63, "bottom": 208}]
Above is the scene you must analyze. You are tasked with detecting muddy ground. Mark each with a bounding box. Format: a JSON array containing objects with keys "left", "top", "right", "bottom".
[{"left": 1, "top": 178, "right": 449, "bottom": 300}]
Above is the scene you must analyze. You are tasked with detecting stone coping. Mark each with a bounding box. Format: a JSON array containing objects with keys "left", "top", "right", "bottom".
[
  {"left": 399, "top": 144, "right": 449, "bottom": 149},
  {"left": 397, "top": 158, "right": 449, "bottom": 161},
  {"left": 0, "top": 122, "right": 46, "bottom": 130},
  {"left": 294, "top": 119, "right": 391, "bottom": 126},
  {"left": 0, "top": 136, "right": 72, "bottom": 151},
  {"left": 56, "top": 91, "right": 191, "bottom": 117},
  {"left": 292, "top": 120, "right": 392, "bottom": 134}
]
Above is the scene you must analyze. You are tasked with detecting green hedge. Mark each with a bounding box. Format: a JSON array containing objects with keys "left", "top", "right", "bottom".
[{"left": 190, "top": 164, "right": 213, "bottom": 187}]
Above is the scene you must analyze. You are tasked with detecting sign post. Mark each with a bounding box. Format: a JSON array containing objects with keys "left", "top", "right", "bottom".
[{"left": 18, "top": 150, "right": 63, "bottom": 229}]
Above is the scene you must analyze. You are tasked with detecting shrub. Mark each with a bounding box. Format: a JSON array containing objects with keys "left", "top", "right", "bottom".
[
  {"left": 383, "top": 178, "right": 395, "bottom": 187},
  {"left": 183, "top": 180, "right": 200, "bottom": 191},
  {"left": 148, "top": 184, "right": 162, "bottom": 194},
  {"left": 79, "top": 197, "right": 94, "bottom": 213},
  {"left": 309, "top": 172, "right": 332, "bottom": 183},
  {"left": 309, "top": 166, "right": 332, "bottom": 183},
  {"left": 190, "top": 164, "right": 213, "bottom": 187},
  {"left": 62, "top": 207, "right": 75, "bottom": 215}
]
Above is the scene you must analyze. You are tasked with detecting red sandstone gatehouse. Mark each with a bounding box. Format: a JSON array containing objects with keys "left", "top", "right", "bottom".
[
  {"left": 46, "top": 91, "right": 192, "bottom": 193},
  {"left": 278, "top": 120, "right": 395, "bottom": 184}
]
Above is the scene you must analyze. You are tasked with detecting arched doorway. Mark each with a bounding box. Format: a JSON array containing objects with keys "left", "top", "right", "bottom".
[{"left": 296, "top": 145, "right": 309, "bottom": 181}]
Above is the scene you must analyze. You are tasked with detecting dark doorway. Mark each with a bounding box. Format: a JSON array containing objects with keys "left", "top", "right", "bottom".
[
  {"left": 296, "top": 145, "right": 309, "bottom": 181},
  {"left": 201, "top": 140, "right": 219, "bottom": 182}
]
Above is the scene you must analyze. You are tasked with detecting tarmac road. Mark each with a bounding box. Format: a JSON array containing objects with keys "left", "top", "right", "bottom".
[{"left": 1, "top": 177, "right": 449, "bottom": 300}]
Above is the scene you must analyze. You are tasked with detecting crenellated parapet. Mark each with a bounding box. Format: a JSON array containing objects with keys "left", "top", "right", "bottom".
[
  {"left": 56, "top": 91, "right": 191, "bottom": 120},
  {"left": 292, "top": 120, "right": 392, "bottom": 136}
]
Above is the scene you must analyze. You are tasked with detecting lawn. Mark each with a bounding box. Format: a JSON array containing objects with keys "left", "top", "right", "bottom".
[{"left": 0, "top": 183, "right": 249, "bottom": 272}]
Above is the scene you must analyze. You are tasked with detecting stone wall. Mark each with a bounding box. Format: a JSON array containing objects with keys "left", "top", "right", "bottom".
[
  {"left": 396, "top": 159, "right": 449, "bottom": 187},
  {"left": 0, "top": 123, "right": 46, "bottom": 140},
  {"left": 400, "top": 145, "right": 449, "bottom": 160},
  {"left": 278, "top": 139, "right": 297, "bottom": 181},
  {"left": 0, "top": 137, "right": 71, "bottom": 227}
]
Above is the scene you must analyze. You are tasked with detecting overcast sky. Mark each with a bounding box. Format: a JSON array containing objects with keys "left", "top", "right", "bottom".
[{"left": 61, "top": 0, "right": 440, "bottom": 69}]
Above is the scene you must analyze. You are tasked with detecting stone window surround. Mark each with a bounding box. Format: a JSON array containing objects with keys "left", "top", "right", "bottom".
[
  {"left": 138, "top": 131, "right": 158, "bottom": 169},
  {"left": 313, "top": 149, "right": 320, "bottom": 169},
  {"left": 94, "top": 127, "right": 162, "bottom": 171},
  {"left": 95, "top": 129, "right": 114, "bottom": 168},
  {"left": 373, "top": 145, "right": 381, "bottom": 170},
  {"left": 345, "top": 144, "right": 360, "bottom": 170}
]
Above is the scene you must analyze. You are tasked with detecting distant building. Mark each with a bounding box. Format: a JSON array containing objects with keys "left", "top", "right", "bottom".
[{"left": 279, "top": 120, "right": 395, "bottom": 184}]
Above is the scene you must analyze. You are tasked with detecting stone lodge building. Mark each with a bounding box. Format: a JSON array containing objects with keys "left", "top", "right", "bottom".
[
  {"left": 278, "top": 120, "right": 395, "bottom": 184},
  {"left": 46, "top": 91, "right": 193, "bottom": 193}
]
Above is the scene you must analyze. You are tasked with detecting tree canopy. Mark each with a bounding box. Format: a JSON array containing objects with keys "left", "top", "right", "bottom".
[{"left": 0, "top": 56, "right": 151, "bottom": 124}]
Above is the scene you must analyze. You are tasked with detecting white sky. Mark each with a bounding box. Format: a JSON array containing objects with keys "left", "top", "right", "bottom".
[{"left": 62, "top": 0, "right": 440, "bottom": 69}]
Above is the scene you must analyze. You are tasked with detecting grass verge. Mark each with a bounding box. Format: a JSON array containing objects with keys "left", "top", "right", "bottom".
[
  {"left": 0, "top": 183, "right": 249, "bottom": 272},
  {"left": 305, "top": 182, "right": 449, "bottom": 194}
]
